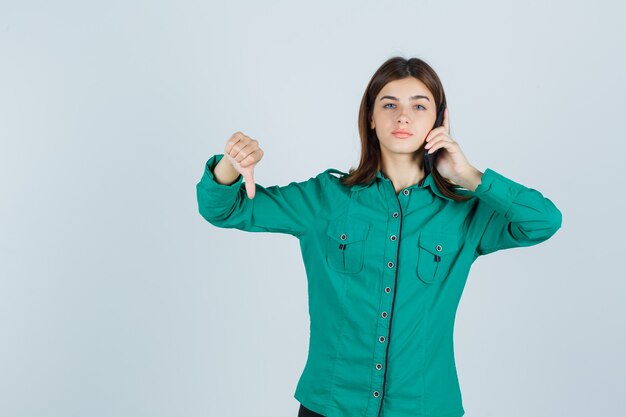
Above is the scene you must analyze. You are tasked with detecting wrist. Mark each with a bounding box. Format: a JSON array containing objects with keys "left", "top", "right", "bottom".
[
  {"left": 214, "top": 155, "right": 241, "bottom": 185},
  {"left": 454, "top": 166, "right": 483, "bottom": 191}
]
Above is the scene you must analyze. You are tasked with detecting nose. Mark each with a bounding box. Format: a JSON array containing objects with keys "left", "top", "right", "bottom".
[{"left": 397, "top": 106, "right": 411, "bottom": 124}]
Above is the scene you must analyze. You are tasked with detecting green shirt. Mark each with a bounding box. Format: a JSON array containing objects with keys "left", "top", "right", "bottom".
[{"left": 196, "top": 153, "right": 562, "bottom": 417}]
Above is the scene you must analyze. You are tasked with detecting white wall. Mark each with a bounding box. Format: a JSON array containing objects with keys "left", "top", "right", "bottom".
[{"left": 1, "top": 1, "right": 624, "bottom": 416}]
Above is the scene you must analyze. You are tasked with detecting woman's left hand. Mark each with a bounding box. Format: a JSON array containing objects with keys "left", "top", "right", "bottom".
[{"left": 424, "top": 107, "right": 483, "bottom": 191}]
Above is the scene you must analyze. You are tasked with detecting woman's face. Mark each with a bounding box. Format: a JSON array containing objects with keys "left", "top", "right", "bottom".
[{"left": 370, "top": 76, "right": 437, "bottom": 158}]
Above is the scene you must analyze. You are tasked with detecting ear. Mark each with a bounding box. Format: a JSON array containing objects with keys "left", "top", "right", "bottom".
[{"left": 370, "top": 117, "right": 375, "bottom": 130}]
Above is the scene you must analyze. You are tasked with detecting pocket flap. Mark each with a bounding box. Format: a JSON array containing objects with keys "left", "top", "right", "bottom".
[
  {"left": 326, "top": 220, "right": 370, "bottom": 244},
  {"left": 418, "top": 232, "right": 461, "bottom": 256}
]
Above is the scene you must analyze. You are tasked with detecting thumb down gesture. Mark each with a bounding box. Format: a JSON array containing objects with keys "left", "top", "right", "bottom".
[{"left": 224, "top": 131, "right": 264, "bottom": 199}]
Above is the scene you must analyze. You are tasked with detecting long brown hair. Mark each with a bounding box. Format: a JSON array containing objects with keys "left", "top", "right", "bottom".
[{"left": 340, "top": 56, "right": 471, "bottom": 202}]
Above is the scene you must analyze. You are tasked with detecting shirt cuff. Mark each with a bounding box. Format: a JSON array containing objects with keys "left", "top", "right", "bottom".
[
  {"left": 200, "top": 153, "right": 244, "bottom": 187},
  {"left": 197, "top": 154, "right": 245, "bottom": 206},
  {"left": 471, "top": 168, "right": 525, "bottom": 216}
]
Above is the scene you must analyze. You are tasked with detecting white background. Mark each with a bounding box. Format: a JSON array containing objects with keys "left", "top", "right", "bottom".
[{"left": 1, "top": 1, "right": 624, "bottom": 416}]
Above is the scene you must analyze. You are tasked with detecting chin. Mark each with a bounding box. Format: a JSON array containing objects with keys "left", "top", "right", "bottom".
[
  {"left": 380, "top": 139, "right": 420, "bottom": 155},
  {"left": 392, "top": 147, "right": 421, "bottom": 155}
]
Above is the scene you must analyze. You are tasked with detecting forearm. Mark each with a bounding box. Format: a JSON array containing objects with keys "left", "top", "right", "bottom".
[
  {"left": 196, "top": 154, "right": 321, "bottom": 237},
  {"left": 213, "top": 156, "right": 241, "bottom": 185},
  {"left": 470, "top": 168, "right": 562, "bottom": 255}
]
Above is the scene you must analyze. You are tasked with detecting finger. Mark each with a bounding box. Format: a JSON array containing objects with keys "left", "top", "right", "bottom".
[
  {"left": 243, "top": 167, "right": 256, "bottom": 199},
  {"left": 239, "top": 148, "right": 262, "bottom": 168},
  {"left": 240, "top": 151, "right": 259, "bottom": 198},
  {"left": 425, "top": 126, "right": 447, "bottom": 143},
  {"left": 235, "top": 142, "right": 258, "bottom": 164},
  {"left": 425, "top": 139, "right": 441, "bottom": 152},
  {"left": 426, "top": 131, "right": 447, "bottom": 146},
  {"left": 226, "top": 132, "right": 247, "bottom": 156},
  {"left": 443, "top": 107, "right": 450, "bottom": 134},
  {"left": 425, "top": 135, "right": 448, "bottom": 152},
  {"left": 232, "top": 138, "right": 259, "bottom": 164},
  {"left": 427, "top": 137, "right": 454, "bottom": 154}
]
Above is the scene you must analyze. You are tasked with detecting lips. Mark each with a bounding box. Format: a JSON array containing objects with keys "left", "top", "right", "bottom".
[{"left": 392, "top": 129, "right": 413, "bottom": 138}]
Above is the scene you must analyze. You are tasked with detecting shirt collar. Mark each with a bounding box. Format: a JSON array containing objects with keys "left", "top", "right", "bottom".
[{"left": 349, "top": 169, "right": 454, "bottom": 201}]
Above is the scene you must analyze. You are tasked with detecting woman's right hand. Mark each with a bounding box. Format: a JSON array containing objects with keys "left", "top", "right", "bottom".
[{"left": 224, "top": 131, "right": 264, "bottom": 199}]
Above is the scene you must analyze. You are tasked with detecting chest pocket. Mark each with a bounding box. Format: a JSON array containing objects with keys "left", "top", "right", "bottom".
[
  {"left": 325, "top": 220, "right": 370, "bottom": 274},
  {"left": 416, "top": 232, "right": 461, "bottom": 284}
]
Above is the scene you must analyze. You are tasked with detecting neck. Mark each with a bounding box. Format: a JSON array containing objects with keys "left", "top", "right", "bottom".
[{"left": 380, "top": 151, "right": 426, "bottom": 192}]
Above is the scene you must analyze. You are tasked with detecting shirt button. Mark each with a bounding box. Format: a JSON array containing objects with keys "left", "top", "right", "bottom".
[
  {"left": 392, "top": 211, "right": 399, "bottom": 218},
  {"left": 384, "top": 286, "right": 391, "bottom": 293},
  {"left": 387, "top": 261, "right": 394, "bottom": 268},
  {"left": 340, "top": 233, "right": 347, "bottom": 240},
  {"left": 390, "top": 235, "right": 397, "bottom": 241},
  {"left": 373, "top": 391, "right": 380, "bottom": 398},
  {"left": 381, "top": 311, "right": 388, "bottom": 318},
  {"left": 403, "top": 189, "right": 409, "bottom": 196},
  {"left": 376, "top": 363, "right": 383, "bottom": 370},
  {"left": 436, "top": 244, "right": 443, "bottom": 252},
  {"left": 379, "top": 336, "right": 385, "bottom": 343}
]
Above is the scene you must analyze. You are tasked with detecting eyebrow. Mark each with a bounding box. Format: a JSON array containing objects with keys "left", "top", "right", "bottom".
[{"left": 379, "top": 95, "right": 431, "bottom": 102}]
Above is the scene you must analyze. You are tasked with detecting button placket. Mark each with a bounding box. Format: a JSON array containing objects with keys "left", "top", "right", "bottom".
[{"left": 370, "top": 194, "right": 401, "bottom": 407}]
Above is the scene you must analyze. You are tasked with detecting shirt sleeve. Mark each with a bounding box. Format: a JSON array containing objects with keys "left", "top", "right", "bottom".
[
  {"left": 195, "top": 153, "right": 323, "bottom": 238},
  {"left": 470, "top": 168, "right": 563, "bottom": 256}
]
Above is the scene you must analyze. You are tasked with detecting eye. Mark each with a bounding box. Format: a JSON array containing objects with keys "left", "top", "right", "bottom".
[{"left": 382, "top": 103, "right": 426, "bottom": 110}]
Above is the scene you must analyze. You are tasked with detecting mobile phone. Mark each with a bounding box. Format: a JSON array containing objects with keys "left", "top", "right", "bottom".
[{"left": 424, "top": 102, "right": 446, "bottom": 173}]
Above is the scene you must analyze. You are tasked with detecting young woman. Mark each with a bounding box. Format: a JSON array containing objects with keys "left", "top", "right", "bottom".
[{"left": 196, "top": 56, "right": 562, "bottom": 417}]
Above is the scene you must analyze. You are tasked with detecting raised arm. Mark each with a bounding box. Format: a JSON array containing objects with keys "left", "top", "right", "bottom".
[
  {"left": 422, "top": 109, "right": 562, "bottom": 256},
  {"left": 195, "top": 132, "right": 323, "bottom": 238},
  {"left": 469, "top": 168, "right": 563, "bottom": 256}
]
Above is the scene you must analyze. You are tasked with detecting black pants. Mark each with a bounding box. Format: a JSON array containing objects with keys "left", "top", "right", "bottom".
[{"left": 298, "top": 403, "right": 325, "bottom": 417}]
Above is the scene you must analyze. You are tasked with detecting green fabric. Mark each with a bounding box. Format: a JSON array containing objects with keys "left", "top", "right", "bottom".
[{"left": 196, "top": 153, "right": 562, "bottom": 417}]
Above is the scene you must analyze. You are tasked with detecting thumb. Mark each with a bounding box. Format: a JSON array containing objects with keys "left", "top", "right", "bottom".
[
  {"left": 242, "top": 166, "right": 256, "bottom": 199},
  {"left": 225, "top": 153, "right": 257, "bottom": 199}
]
